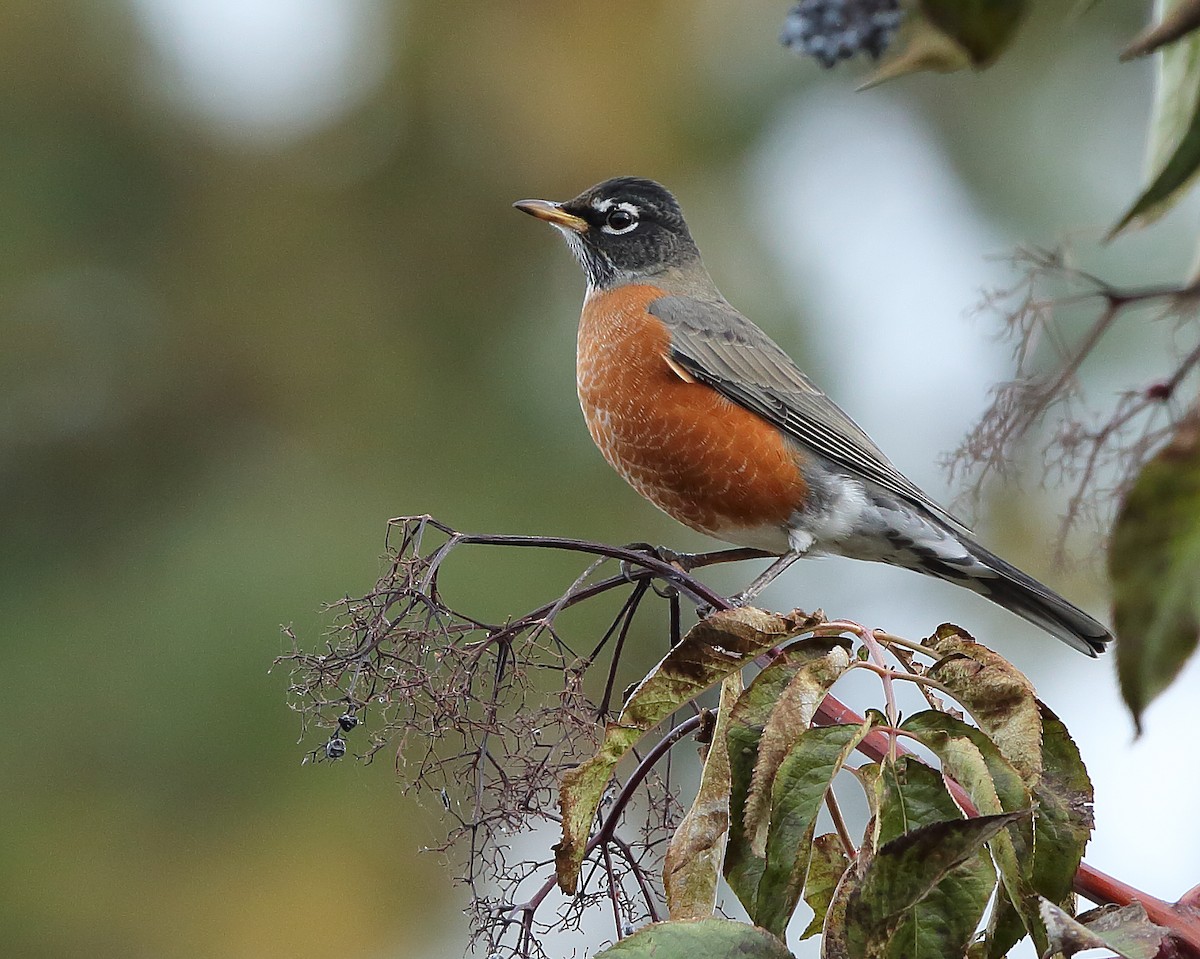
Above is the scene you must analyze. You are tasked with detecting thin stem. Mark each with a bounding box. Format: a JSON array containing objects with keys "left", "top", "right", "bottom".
[
  {"left": 872, "top": 631, "right": 942, "bottom": 659},
  {"left": 825, "top": 789, "right": 856, "bottom": 859},
  {"left": 455, "top": 532, "right": 742, "bottom": 609},
  {"left": 506, "top": 714, "right": 705, "bottom": 925},
  {"left": 596, "top": 581, "right": 650, "bottom": 718},
  {"left": 602, "top": 843, "right": 623, "bottom": 939},
  {"left": 853, "top": 660, "right": 956, "bottom": 696}
]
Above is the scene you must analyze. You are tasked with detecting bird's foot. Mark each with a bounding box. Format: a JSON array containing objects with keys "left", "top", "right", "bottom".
[
  {"left": 620, "top": 542, "right": 697, "bottom": 569},
  {"left": 618, "top": 542, "right": 698, "bottom": 582}
]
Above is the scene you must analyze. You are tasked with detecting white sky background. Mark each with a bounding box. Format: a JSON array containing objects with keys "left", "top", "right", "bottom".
[
  {"left": 129, "top": 0, "right": 392, "bottom": 144},
  {"left": 125, "top": 2, "right": 1199, "bottom": 953}
]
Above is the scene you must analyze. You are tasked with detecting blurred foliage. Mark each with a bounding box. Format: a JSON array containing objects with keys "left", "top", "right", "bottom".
[
  {"left": 0, "top": 0, "right": 1189, "bottom": 956},
  {"left": 1109, "top": 407, "right": 1200, "bottom": 732},
  {"left": 1112, "top": 0, "right": 1200, "bottom": 236}
]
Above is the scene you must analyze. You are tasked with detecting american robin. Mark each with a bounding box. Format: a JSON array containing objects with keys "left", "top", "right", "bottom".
[{"left": 514, "top": 177, "right": 1111, "bottom": 656}]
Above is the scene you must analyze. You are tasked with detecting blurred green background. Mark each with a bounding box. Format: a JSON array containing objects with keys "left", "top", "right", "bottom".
[{"left": 4, "top": 2, "right": 1199, "bottom": 957}]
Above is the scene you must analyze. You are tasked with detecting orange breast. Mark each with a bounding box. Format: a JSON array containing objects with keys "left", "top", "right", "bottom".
[{"left": 576, "top": 284, "right": 807, "bottom": 546}]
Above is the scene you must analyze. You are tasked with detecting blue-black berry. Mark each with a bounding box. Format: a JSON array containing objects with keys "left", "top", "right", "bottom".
[
  {"left": 337, "top": 712, "right": 358, "bottom": 731},
  {"left": 781, "top": 0, "right": 905, "bottom": 68},
  {"left": 325, "top": 736, "right": 347, "bottom": 760}
]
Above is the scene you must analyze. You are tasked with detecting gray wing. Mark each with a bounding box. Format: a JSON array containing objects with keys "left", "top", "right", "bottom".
[{"left": 649, "top": 293, "right": 970, "bottom": 532}]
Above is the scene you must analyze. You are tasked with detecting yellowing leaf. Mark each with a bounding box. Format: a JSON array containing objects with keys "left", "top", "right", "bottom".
[
  {"left": 663, "top": 673, "right": 741, "bottom": 920},
  {"left": 724, "top": 632, "right": 842, "bottom": 911},
  {"left": 556, "top": 607, "right": 812, "bottom": 893},
  {"left": 743, "top": 640, "right": 851, "bottom": 856},
  {"left": 927, "top": 626, "right": 1043, "bottom": 782},
  {"left": 1110, "top": 0, "right": 1200, "bottom": 236}
]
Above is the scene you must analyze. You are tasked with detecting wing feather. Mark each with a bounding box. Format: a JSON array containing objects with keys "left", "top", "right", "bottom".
[{"left": 648, "top": 294, "right": 970, "bottom": 532}]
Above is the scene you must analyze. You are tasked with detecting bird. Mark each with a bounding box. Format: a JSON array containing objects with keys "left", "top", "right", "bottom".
[{"left": 513, "top": 176, "right": 1112, "bottom": 656}]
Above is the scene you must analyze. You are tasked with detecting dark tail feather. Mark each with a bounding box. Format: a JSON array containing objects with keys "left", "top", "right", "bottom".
[{"left": 923, "top": 538, "right": 1112, "bottom": 657}]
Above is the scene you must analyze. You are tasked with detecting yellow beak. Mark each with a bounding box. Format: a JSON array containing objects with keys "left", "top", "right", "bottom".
[{"left": 513, "top": 198, "right": 588, "bottom": 233}]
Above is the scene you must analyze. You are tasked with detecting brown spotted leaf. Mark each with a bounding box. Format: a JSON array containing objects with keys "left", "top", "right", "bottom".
[
  {"left": 900, "top": 711, "right": 1039, "bottom": 953},
  {"left": 821, "top": 838, "right": 873, "bottom": 959},
  {"left": 981, "top": 701, "right": 1095, "bottom": 958},
  {"left": 1031, "top": 703, "right": 1094, "bottom": 907},
  {"left": 927, "top": 625, "right": 1043, "bottom": 782},
  {"left": 1040, "top": 899, "right": 1171, "bottom": 959},
  {"left": 872, "top": 757, "right": 1000, "bottom": 959},
  {"left": 845, "top": 809, "right": 1023, "bottom": 959},
  {"left": 798, "top": 834, "right": 850, "bottom": 941}
]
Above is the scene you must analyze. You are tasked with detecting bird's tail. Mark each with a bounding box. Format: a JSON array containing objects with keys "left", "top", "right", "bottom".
[{"left": 916, "top": 535, "right": 1112, "bottom": 657}]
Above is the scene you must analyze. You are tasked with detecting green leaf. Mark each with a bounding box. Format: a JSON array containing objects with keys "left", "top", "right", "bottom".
[
  {"left": 593, "top": 917, "right": 797, "bottom": 958},
  {"left": 919, "top": 0, "right": 1027, "bottom": 64},
  {"left": 798, "top": 834, "right": 849, "bottom": 940},
  {"left": 664, "top": 673, "right": 741, "bottom": 920},
  {"left": 556, "top": 607, "right": 813, "bottom": 893},
  {"left": 724, "top": 636, "right": 844, "bottom": 911},
  {"left": 873, "top": 756, "right": 958, "bottom": 845},
  {"left": 982, "top": 701, "right": 1095, "bottom": 958},
  {"left": 1030, "top": 702, "right": 1094, "bottom": 907},
  {"left": 844, "top": 809, "right": 1024, "bottom": 959},
  {"left": 900, "top": 711, "right": 1039, "bottom": 951},
  {"left": 753, "top": 717, "right": 875, "bottom": 938},
  {"left": 1040, "top": 899, "right": 1171, "bottom": 959},
  {"left": 743, "top": 640, "right": 852, "bottom": 855},
  {"left": 927, "top": 626, "right": 1043, "bottom": 782},
  {"left": 1109, "top": 410, "right": 1200, "bottom": 730},
  {"left": 1111, "top": 0, "right": 1200, "bottom": 236},
  {"left": 871, "top": 757, "right": 999, "bottom": 959}
]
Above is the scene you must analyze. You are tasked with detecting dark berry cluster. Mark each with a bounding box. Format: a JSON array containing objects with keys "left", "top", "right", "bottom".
[{"left": 780, "top": 0, "right": 905, "bottom": 68}]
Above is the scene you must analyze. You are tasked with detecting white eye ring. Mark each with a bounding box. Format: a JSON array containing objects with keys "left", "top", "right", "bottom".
[{"left": 600, "top": 202, "right": 640, "bottom": 235}]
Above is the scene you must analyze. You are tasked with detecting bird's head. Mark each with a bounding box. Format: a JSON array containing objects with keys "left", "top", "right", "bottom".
[{"left": 514, "top": 176, "right": 700, "bottom": 290}]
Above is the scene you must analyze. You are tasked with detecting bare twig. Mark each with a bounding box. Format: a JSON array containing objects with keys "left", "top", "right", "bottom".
[{"left": 945, "top": 250, "right": 1200, "bottom": 539}]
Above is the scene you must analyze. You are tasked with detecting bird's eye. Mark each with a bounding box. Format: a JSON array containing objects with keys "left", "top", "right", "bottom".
[{"left": 603, "top": 207, "right": 638, "bottom": 234}]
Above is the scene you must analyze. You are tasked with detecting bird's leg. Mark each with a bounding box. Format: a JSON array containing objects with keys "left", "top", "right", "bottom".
[{"left": 729, "top": 550, "right": 804, "bottom": 607}]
